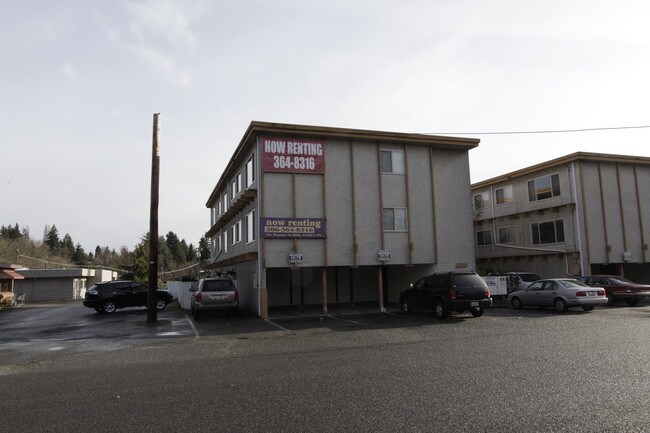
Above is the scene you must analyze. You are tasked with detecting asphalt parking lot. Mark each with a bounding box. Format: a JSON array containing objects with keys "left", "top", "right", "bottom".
[{"left": 1, "top": 300, "right": 649, "bottom": 432}]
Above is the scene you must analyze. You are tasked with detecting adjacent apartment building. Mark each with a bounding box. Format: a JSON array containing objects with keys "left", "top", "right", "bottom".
[
  {"left": 471, "top": 152, "right": 650, "bottom": 283},
  {"left": 205, "top": 121, "right": 480, "bottom": 317}
]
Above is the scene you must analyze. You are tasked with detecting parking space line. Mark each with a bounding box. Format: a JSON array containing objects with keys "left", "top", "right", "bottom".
[
  {"left": 327, "top": 315, "right": 366, "bottom": 327},
  {"left": 184, "top": 315, "right": 200, "bottom": 338},
  {"left": 264, "top": 319, "right": 291, "bottom": 332}
]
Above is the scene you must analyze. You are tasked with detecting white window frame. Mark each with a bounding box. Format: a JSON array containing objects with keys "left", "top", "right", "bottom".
[
  {"left": 234, "top": 220, "right": 242, "bottom": 244},
  {"left": 498, "top": 226, "right": 517, "bottom": 244},
  {"left": 528, "top": 173, "right": 561, "bottom": 202},
  {"left": 476, "top": 229, "right": 492, "bottom": 246},
  {"left": 383, "top": 207, "right": 408, "bottom": 231},
  {"left": 380, "top": 149, "right": 405, "bottom": 174},
  {"left": 222, "top": 192, "right": 228, "bottom": 213},
  {"left": 495, "top": 185, "right": 514, "bottom": 205},
  {"left": 531, "top": 219, "right": 565, "bottom": 245},
  {"left": 246, "top": 210, "right": 256, "bottom": 244},
  {"left": 473, "top": 191, "right": 490, "bottom": 211},
  {"left": 246, "top": 155, "right": 255, "bottom": 188},
  {"left": 223, "top": 230, "right": 229, "bottom": 253}
]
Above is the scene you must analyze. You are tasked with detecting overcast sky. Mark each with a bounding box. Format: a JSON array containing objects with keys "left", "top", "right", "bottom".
[{"left": 2, "top": 0, "right": 650, "bottom": 253}]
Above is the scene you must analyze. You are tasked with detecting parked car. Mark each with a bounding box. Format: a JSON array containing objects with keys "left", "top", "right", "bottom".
[
  {"left": 507, "top": 278, "right": 607, "bottom": 312},
  {"left": 83, "top": 280, "right": 174, "bottom": 313},
  {"left": 190, "top": 277, "right": 239, "bottom": 320},
  {"left": 578, "top": 275, "right": 650, "bottom": 306},
  {"left": 399, "top": 271, "right": 492, "bottom": 319}
]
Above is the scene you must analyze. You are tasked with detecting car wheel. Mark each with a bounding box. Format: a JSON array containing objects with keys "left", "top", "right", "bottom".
[
  {"left": 511, "top": 297, "right": 523, "bottom": 310},
  {"left": 606, "top": 295, "right": 616, "bottom": 306},
  {"left": 155, "top": 298, "right": 167, "bottom": 310},
  {"left": 469, "top": 307, "right": 484, "bottom": 317},
  {"left": 103, "top": 301, "right": 117, "bottom": 314},
  {"left": 625, "top": 299, "right": 640, "bottom": 307},
  {"left": 554, "top": 298, "right": 568, "bottom": 313},
  {"left": 582, "top": 306, "right": 595, "bottom": 311},
  {"left": 400, "top": 298, "right": 412, "bottom": 315},
  {"left": 433, "top": 301, "right": 448, "bottom": 319}
]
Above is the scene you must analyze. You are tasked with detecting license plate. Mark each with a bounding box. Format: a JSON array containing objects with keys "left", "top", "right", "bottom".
[
  {"left": 588, "top": 291, "right": 595, "bottom": 296},
  {"left": 210, "top": 295, "right": 226, "bottom": 300},
  {"left": 471, "top": 302, "right": 479, "bottom": 307}
]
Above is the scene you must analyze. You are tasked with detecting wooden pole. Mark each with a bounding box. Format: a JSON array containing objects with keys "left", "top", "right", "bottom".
[{"left": 147, "top": 113, "right": 161, "bottom": 323}]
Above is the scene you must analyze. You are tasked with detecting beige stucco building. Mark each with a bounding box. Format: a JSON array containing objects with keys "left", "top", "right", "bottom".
[
  {"left": 205, "top": 121, "right": 480, "bottom": 317},
  {"left": 472, "top": 152, "right": 650, "bottom": 283}
]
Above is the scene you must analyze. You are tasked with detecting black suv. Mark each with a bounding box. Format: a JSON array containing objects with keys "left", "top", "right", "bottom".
[
  {"left": 83, "top": 280, "right": 174, "bottom": 313},
  {"left": 399, "top": 271, "right": 492, "bottom": 319}
]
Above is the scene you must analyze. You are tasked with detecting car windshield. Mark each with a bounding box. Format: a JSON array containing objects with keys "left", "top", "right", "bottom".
[
  {"left": 608, "top": 276, "right": 634, "bottom": 284},
  {"left": 202, "top": 280, "right": 234, "bottom": 292},
  {"left": 558, "top": 279, "right": 588, "bottom": 288}
]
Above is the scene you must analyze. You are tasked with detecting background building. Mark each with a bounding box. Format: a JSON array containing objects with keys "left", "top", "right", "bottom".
[
  {"left": 472, "top": 152, "right": 650, "bottom": 282},
  {"left": 205, "top": 121, "right": 480, "bottom": 317}
]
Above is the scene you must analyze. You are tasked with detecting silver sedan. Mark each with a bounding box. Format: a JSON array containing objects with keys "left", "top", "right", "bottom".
[{"left": 507, "top": 278, "right": 608, "bottom": 312}]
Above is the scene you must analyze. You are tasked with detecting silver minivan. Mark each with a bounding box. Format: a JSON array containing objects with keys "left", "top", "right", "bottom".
[{"left": 190, "top": 278, "right": 239, "bottom": 320}]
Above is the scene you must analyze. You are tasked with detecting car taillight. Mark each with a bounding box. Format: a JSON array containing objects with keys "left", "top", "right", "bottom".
[
  {"left": 450, "top": 290, "right": 458, "bottom": 300},
  {"left": 598, "top": 290, "right": 605, "bottom": 296},
  {"left": 486, "top": 288, "right": 491, "bottom": 298},
  {"left": 194, "top": 292, "right": 202, "bottom": 302},
  {"left": 576, "top": 291, "right": 586, "bottom": 297}
]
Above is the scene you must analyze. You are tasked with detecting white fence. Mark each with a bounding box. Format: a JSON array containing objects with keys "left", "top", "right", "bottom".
[{"left": 166, "top": 281, "right": 197, "bottom": 311}]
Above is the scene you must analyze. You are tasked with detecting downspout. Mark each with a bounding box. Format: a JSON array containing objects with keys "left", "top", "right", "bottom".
[{"left": 570, "top": 162, "right": 585, "bottom": 276}]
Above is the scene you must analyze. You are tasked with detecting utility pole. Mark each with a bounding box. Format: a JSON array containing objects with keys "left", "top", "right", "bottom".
[{"left": 147, "top": 113, "right": 161, "bottom": 323}]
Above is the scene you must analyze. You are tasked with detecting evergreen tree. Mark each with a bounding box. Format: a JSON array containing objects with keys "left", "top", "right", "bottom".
[
  {"left": 198, "top": 237, "right": 210, "bottom": 261},
  {"left": 45, "top": 225, "right": 61, "bottom": 254},
  {"left": 72, "top": 244, "right": 87, "bottom": 265},
  {"left": 61, "top": 233, "right": 75, "bottom": 258}
]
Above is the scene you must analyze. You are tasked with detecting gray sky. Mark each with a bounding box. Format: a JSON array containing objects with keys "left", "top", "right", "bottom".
[{"left": 2, "top": 0, "right": 650, "bottom": 252}]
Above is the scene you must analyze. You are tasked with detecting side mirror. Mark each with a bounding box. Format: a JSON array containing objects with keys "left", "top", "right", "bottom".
[{"left": 189, "top": 287, "right": 197, "bottom": 292}]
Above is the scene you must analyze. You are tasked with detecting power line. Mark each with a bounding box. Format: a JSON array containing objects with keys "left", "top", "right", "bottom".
[{"left": 427, "top": 125, "right": 650, "bottom": 136}]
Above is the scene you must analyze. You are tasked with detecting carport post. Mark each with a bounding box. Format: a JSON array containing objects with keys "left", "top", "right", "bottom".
[
  {"left": 322, "top": 267, "right": 328, "bottom": 315},
  {"left": 377, "top": 267, "right": 385, "bottom": 312}
]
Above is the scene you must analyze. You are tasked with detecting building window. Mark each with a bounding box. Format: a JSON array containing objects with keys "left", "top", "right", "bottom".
[
  {"left": 528, "top": 173, "right": 560, "bottom": 202},
  {"left": 498, "top": 226, "right": 517, "bottom": 244},
  {"left": 223, "top": 230, "right": 229, "bottom": 253},
  {"left": 216, "top": 235, "right": 221, "bottom": 252},
  {"left": 246, "top": 210, "right": 255, "bottom": 244},
  {"left": 246, "top": 155, "right": 255, "bottom": 188},
  {"left": 531, "top": 219, "right": 565, "bottom": 245},
  {"left": 234, "top": 220, "right": 242, "bottom": 244},
  {"left": 383, "top": 207, "right": 407, "bottom": 231},
  {"left": 495, "top": 185, "right": 513, "bottom": 205},
  {"left": 380, "top": 150, "right": 405, "bottom": 174},
  {"left": 231, "top": 173, "right": 241, "bottom": 201},
  {"left": 477, "top": 230, "right": 492, "bottom": 246},
  {"left": 222, "top": 192, "right": 228, "bottom": 213},
  {"left": 218, "top": 200, "right": 222, "bottom": 216},
  {"left": 473, "top": 191, "right": 490, "bottom": 211}
]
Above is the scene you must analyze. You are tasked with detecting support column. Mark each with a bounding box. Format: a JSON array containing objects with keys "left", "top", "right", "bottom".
[
  {"left": 322, "top": 267, "right": 328, "bottom": 315},
  {"left": 378, "top": 266, "right": 385, "bottom": 312}
]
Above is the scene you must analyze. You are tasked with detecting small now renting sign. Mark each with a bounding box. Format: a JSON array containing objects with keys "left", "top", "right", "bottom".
[
  {"left": 262, "top": 137, "right": 325, "bottom": 174},
  {"left": 260, "top": 217, "right": 327, "bottom": 239}
]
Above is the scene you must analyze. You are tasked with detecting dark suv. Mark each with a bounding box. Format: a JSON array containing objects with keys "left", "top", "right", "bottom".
[
  {"left": 83, "top": 280, "right": 174, "bottom": 313},
  {"left": 399, "top": 271, "right": 492, "bottom": 319}
]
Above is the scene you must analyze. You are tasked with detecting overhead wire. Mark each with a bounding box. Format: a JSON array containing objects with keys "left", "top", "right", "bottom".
[{"left": 426, "top": 125, "right": 650, "bottom": 136}]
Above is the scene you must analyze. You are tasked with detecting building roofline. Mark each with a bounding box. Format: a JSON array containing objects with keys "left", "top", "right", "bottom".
[
  {"left": 471, "top": 151, "right": 650, "bottom": 190},
  {"left": 206, "top": 121, "right": 480, "bottom": 207}
]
